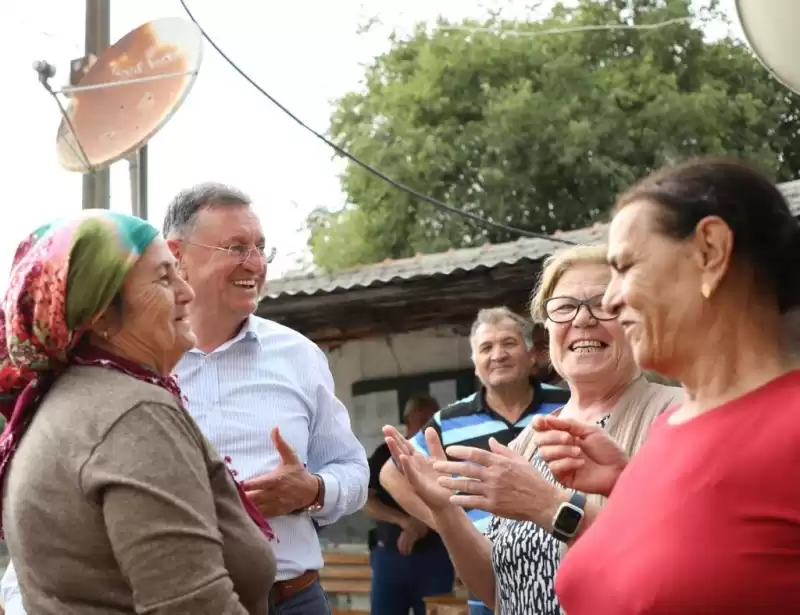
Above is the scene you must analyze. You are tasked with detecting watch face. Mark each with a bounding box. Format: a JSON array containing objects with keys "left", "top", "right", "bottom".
[{"left": 557, "top": 504, "right": 583, "bottom": 535}]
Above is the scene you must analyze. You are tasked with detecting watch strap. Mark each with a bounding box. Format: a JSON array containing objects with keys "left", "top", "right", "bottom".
[
  {"left": 289, "top": 474, "right": 325, "bottom": 515},
  {"left": 305, "top": 474, "right": 324, "bottom": 512},
  {"left": 552, "top": 491, "right": 586, "bottom": 543}
]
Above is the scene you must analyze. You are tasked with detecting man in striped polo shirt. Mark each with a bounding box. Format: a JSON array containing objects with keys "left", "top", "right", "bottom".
[{"left": 381, "top": 307, "right": 569, "bottom": 614}]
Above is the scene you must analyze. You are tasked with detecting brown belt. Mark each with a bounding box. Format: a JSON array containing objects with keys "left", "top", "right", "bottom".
[{"left": 272, "top": 570, "right": 319, "bottom": 605}]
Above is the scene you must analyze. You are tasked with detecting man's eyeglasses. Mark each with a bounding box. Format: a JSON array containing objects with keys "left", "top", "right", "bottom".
[
  {"left": 544, "top": 294, "right": 618, "bottom": 323},
  {"left": 184, "top": 241, "right": 277, "bottom": 264}
]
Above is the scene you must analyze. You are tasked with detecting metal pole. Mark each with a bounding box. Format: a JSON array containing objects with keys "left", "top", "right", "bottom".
[
  {"left": 82, "top": 0, "right": 110, "bottom": 210},
  {"left": 128, "top": 152, "right": 139, "bottom": 217},
  {"left": 129, "top": 145, "right": 149, "bottom": 220}
]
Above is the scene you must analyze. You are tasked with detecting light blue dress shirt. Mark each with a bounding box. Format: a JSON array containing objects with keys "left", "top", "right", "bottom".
[{"left": 174, "top": 316, "right": 368, "bottom": 581}]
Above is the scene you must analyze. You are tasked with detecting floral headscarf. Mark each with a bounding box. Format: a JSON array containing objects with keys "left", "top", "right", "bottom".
[
  {"left": 0, "top": 210, "right": 159, "bottom": 430},
  {"left": 0, "top": 211, "right": 159, "bottom": 528},
  {"left": 0, "top": 210, "right": 274, "bottom": 540}
]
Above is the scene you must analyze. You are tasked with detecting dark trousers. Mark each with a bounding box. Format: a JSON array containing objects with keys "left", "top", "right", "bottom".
[{"left": 370, "top": 540, "right": 455, "bottom": 615}]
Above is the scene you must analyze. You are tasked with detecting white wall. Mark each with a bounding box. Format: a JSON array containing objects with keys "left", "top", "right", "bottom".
[
  {"left": 318, "top": 327, "right": 475, "bottom": 546},
  {"left": 323, "top": 326, "right": 474, "bottom": 411}
]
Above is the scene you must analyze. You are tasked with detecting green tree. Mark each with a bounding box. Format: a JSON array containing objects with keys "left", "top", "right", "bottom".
[{"left": 308, "top": 0, "right": 800, "bottom": 271}]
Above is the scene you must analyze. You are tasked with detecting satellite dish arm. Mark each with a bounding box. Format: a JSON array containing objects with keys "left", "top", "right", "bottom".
[{"left": 32, "top": 61, "right": 57, "bottom": 89}]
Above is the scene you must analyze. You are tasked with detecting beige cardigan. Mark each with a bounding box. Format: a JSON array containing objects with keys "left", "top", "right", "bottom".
[
  {"left": 514, "top": 375, "right": 684, "bottom": 461},
  {"left": 3, "top": 366, "right": 276, "bottom": 614}
]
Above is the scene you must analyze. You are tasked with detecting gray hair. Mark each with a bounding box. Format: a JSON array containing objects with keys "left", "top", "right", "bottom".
[
  {"left": 469, "top": 307, "right": 534, "bottom": 354},
  {"left": 162, "top": 182, "right": 252, "bottom": 239}
]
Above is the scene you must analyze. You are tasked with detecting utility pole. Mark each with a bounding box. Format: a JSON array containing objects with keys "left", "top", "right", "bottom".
[
  {"left": 129, "top": 145, "right": 149, "bottom": 221},
  {"left": 82, "top": 0, "right": 110, "bottom": 210}
]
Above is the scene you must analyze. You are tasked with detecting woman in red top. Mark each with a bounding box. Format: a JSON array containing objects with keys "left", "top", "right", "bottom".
[{"left": 532, "top": 157, "right": 800, "bottom": 614}]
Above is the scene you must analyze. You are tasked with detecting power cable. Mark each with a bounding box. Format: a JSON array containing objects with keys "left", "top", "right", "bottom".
[
  {"left": 436, "top": 16, "right": 692, "bottom": 37},
  {"left": 178, "top": 0, "right": 575, "bottom": 244}
]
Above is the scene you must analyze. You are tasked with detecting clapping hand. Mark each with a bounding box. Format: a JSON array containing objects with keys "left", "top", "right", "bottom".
[
  {"left": 382, "top": 425, "right": 455, "bottom": 512},
  {"left": 432, "top": 437, "right": 560, "bottom": 524},
  {"left": 531, "top": 415, "right": 628, "bottom": 497}
]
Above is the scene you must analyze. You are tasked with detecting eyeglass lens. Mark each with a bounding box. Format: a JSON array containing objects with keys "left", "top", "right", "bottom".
[{"left": 545, "top": 295, "right": 616, "bottom": 322}]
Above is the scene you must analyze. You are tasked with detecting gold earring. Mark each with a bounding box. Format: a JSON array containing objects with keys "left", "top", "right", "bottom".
[
  {"left": 101, "top": 330, "right": 109, "bottom": 340},
  {"left": 701, "top": 282, "right": 711, "bottom": 299}
]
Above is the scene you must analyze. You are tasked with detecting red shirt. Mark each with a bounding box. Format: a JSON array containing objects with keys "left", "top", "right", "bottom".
[{"left": 556, "top": 371, "right": 800, "bottom": 615}]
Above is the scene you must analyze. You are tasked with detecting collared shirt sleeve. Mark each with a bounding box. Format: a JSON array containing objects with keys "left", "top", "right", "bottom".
[
  {"left": 2, "top": 560, "right": 27, "bottom": 615},
  {"left": 306, "top": 346, "right": 369, "bottom": 525}
]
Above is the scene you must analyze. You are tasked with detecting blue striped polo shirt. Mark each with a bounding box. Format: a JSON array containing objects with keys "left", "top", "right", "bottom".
[{"left": 410, "top": 379, "right": 570, "bottom": 533}]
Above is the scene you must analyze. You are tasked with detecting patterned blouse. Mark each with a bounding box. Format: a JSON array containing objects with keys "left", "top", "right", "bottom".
[{"left": 485, "top": 414, "right": 610, "bottom": 615}]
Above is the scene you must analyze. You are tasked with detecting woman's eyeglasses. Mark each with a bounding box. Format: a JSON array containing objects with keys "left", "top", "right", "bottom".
[
  {"left": 544, "top": 294, "right": 618, "bottom": 323},
  {"left": 184, "top": 242, "right": 277, "bottom": 264}
]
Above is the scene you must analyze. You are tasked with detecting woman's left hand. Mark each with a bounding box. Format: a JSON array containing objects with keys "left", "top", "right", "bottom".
[{"left": 433, "top": 437, "right": 561, "bottom": 526}]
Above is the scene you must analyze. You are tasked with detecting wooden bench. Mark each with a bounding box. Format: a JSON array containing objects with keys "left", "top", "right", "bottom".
[
  {"left": 424, "top": 578, "right": 468, "bottom": 615},
  {"left": 424, "top": 594, "right": 469, "bottom": 615},
  {"left": 321, "top": 551, "right": 370, "bottom": 614}
]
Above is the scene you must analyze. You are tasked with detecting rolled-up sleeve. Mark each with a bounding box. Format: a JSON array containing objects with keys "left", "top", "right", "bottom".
[{"left": 306, "top": 347, "right": 369, "bottom": 525}]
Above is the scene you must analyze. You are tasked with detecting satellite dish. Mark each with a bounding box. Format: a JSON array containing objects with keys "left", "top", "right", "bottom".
[
  {"left": 735, "top": 0, "right": 800, "bottom": 95},
  {"left": 56, "top": 17, "right": 203, "bottom": 173}
]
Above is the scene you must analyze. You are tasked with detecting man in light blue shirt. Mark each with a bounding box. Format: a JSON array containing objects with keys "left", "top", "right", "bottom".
[
  {"left": 1, "top": 183, "right": 368, "bottom": 615},
  {"left": 164, "top": 183, "right": 368, "bottom": 613}
]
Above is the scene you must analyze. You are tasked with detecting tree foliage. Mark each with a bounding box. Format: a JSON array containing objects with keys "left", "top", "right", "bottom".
[{"left": 308, "top": 0, "right": 800, "bottom": 272}]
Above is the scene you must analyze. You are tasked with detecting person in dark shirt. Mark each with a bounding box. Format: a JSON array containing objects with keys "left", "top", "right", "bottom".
[{"left": 364, "top": 394, "right": 455, "bottom": 615}]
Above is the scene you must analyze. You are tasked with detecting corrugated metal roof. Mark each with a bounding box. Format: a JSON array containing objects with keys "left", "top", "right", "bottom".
[{"left": 264, "top": 180, "right": 800, "bottom": 299}]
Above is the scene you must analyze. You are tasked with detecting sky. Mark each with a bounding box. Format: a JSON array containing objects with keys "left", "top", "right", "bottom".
[{"left": 0, "top": 0, "right": 745, "bottom": 288}]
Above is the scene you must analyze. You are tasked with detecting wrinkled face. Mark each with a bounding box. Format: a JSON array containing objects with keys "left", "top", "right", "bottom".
[
  {"left": 106, "top": 237, "right": 196, "bottom": 373},
  {"left": 472, "top": 320, "right": 535, "bottom": 388},
  {"left": 604, "top": 200, "right": 703, "bottom": 375},
  {"left": 545, "top": 263, "right": 633, "bottom": 384},
  {"left": 176, "top": 205, "right": 267, "bottom": 322}
]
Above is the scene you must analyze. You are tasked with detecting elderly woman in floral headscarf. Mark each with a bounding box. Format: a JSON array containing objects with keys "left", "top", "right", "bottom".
[{"left": 0, "top": 210, "right": 275, "bottom": 615}]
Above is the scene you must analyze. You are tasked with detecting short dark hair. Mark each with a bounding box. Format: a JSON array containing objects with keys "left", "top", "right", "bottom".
[
  {"left": 616, "top": 157, "right": 800, "bottom": 312},
  {"left": 403, "top": 394, "right": 440, "bottom": 420},
  {"left": 162, "top": 182, "right": 251, "bottom": 239}
]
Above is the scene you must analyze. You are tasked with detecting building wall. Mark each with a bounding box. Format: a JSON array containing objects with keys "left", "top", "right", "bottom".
[
  {"left": 319, "top": 326, "right": 475, "bottom": 548},
  {"left": 324, "top": 326, "right": 474, "bottom": 411}
]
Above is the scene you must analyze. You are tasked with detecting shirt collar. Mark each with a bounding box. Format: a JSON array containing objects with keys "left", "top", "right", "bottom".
[
  {"left": 478, "top": 377, "right": 543, "bottom": 424},
  {"left": 187, "top": 315, "right": 264, "bottom": 355},
  {"left": 239, "top": 315, "right": 264, "bottom": 346}
]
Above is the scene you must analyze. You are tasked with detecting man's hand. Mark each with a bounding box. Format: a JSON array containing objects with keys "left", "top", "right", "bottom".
[
  {"left": 242, "top": 427, "right": 320, "bottom": 518},
  {"left": 397, "top": 517, "right": 429, "bottom": 556}
]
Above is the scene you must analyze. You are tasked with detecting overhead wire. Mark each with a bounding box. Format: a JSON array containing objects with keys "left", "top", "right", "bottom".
[
  {"left": 435, "top": 16, "right": 692, "bottom": 37},
  {"left": 177, "top": 0, "right": 577, "bottom": 244}
]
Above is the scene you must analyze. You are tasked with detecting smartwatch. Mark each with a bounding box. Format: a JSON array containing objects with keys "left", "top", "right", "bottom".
[{"left": 551, "top": 491, "right": 586, "bottom": 543}]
